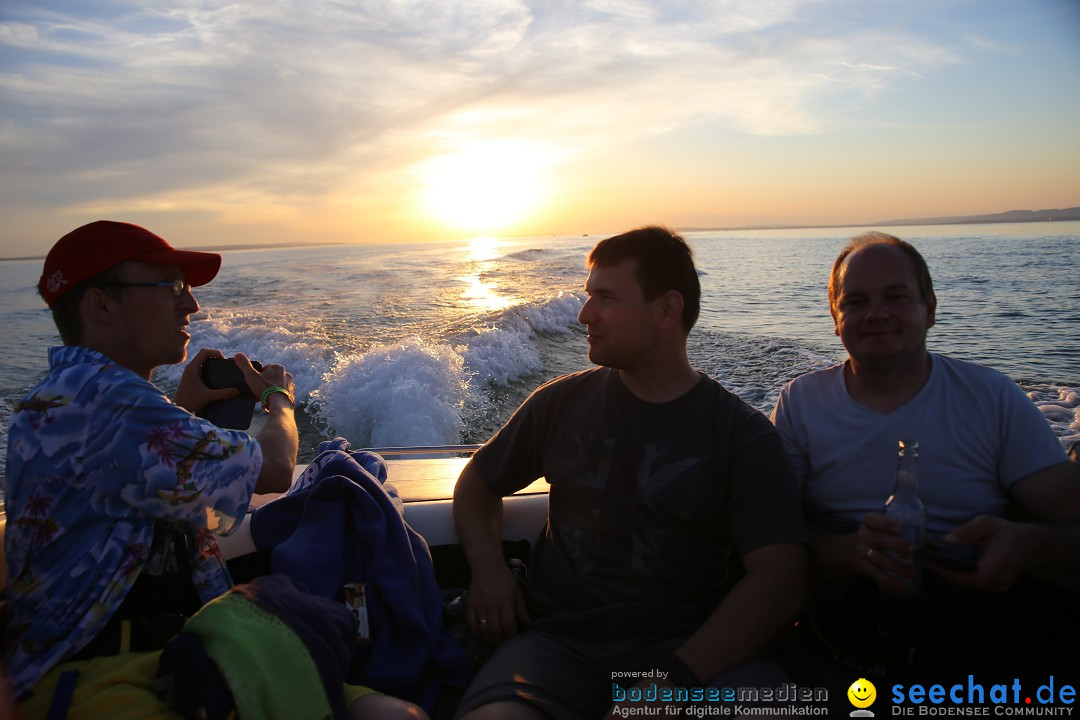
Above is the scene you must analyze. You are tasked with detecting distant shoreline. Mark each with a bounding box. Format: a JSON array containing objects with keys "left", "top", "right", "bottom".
[
  {"left": 3, "top": 209, "right": 1078, "bottom": 262},
  {"left": 680, "top": 216, "right": 1080, "bottom": 233},
  {"left": 678, "top": 207, "right": 1080, "bottom": 233}
]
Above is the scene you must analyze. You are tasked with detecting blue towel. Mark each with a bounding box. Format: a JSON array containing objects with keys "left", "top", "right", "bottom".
[{"left": 250, "top": 438, "right": 470, "bottom": 712}]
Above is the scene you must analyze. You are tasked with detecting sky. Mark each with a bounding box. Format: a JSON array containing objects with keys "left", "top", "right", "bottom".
[{"left": 1, "top": 0, "right": 1079, "bottom": 257}]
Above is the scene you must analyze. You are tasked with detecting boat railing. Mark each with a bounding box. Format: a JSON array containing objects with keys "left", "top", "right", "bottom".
[{"left": 361, "top": 444, "right": 481, "bottom": 459}]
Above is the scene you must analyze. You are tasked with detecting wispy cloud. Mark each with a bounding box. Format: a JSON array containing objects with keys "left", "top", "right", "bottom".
[{"left": 0, "top": 0, "right": 1077, "bottom": 250}]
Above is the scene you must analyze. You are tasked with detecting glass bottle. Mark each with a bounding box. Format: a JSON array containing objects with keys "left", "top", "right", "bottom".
[{"left": 880, "top": 439, "right": 926, "bottom": 596}]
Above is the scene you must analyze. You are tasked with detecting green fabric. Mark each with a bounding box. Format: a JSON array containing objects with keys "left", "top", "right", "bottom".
[{"left": 182, "top": 592, "right": 332, "bottom": 720}]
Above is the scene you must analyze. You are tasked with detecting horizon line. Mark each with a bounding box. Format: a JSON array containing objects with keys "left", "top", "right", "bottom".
[{"left": 2, "top": 210, "right": 1078, "bottom": 263}]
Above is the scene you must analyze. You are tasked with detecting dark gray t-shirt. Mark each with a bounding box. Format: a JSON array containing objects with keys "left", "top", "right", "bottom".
[{"left": 472, "top": 367, "right": 807, "bottom": 639}]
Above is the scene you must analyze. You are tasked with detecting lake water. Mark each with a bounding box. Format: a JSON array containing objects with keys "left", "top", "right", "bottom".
[{"left": 1, "top": 221, "right": 1077, "bottom": 484}]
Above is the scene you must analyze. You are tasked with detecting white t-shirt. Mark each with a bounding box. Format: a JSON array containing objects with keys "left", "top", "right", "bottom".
[{"left": 771, "top": 353, "right": 1067, "bottom": 535}]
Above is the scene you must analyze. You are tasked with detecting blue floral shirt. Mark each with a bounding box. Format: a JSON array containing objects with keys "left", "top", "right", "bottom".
[{"left": 4, "top": 346, "right": 262, "bottom": 697}]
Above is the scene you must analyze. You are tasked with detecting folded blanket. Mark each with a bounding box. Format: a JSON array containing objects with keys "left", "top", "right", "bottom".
[{"left": 250, "top": 438, "right": 470, "bottom": 713}]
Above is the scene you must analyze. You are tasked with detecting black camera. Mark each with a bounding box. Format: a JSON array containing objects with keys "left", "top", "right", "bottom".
[{"left": 197, "top": 357, "right": 263, "bottom": 430}]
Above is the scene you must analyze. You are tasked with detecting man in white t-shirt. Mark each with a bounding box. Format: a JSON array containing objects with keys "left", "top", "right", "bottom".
[{"left": 771, "top": 231, "right": 1079, "bottom": 681}]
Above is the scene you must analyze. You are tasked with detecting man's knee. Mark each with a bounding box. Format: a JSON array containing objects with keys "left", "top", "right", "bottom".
[
  {"left": 348, "top": 693, "right": 430, "bottom": 720},
  {"left": 458, "top": 700, "right": 546, "bottom": 720}
]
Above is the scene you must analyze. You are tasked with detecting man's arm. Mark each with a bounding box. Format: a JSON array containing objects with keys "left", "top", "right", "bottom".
[
  {"left": 253, "top": 390, "right": 297, "bottom": 494},
  {"left": 842, "top": 461, "right": 1080, "bottom": 593},
  {"left": 237, "top": 353, "right": 297, "bottom": 494},
  {"left": 769, "top": 391, "right": 808, "bottom": 497},
  {"left": 669, "top": 542, "right": 807, "bottom": 683},
  {"left": 934, "top": 461, "right": 1080, "bottom": 591},
  {"left": 172, "top": 349, "right": 297, "bottom": 494},
  {"left": 452, "top": 461, "right": 530, "bottom": 643}
]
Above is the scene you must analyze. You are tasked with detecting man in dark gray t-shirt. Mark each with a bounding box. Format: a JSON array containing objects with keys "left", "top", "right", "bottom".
[{"left": 453, "top": 226, "right": 808, "bottom": 720}]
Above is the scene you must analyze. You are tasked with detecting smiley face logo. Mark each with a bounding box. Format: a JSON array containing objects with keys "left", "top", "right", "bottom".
[{"left": 848, "top": 678, "right": 877, "bottom": 709}]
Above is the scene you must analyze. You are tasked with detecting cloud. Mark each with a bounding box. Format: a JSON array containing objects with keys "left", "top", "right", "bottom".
[
  {"left": 0, "top": 0, "right": 1027, "bottom": 237},
  {"left": 964, "top": 33, "right": 1023, "bottom": 56}
]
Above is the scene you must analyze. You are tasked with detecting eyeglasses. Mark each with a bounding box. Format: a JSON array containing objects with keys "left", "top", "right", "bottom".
[{"left": 107, "top": 280, "right": 191, "bottom": 296}]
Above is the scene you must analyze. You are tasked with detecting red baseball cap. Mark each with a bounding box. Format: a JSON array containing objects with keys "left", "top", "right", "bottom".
[{"left": 39, "top": 220, "right": 221, "bottom": 307}]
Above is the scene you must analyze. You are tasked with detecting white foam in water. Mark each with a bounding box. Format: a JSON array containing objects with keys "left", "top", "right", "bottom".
[
  {"left": 141, "top": 293, "right": 586, "bottom": 452},
  {"left": 156, "top": 311, "right": 332, "bottom": 405},
  {"left": 511, "top": 291, "right": 584, "bottom": 334},
  {"left": 457, "top": 292, "right": 583, "bottom": 385},
  {"left": 309, "top": 338, "right": 470, "bottom": 447},
  {"left": 152, "top": 292, "right": 1080, "bottom": 458},
  {"left": 309, "top": 294, "right": 586, "bottom": 446},
  {"left": 1026, "top": 384, "right": 1080, "bottom": 451},
  {"left": 456, "top": 321, "right": 542, "bottom": 387}
]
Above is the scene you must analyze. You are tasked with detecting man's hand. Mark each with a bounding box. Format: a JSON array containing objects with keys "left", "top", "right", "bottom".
[
  {"left": 855, "top": 512, "right": 920, "bottom": 591},
  {"left": 248, "top": 351, "right": 298, "bottom": 494},
  {"left": 235, "top": 351, "right": 295, "bottom": 408},
  {"left": 173, "top": 348, "right": 240, "bottom": 413},
  {"left": 925, "top": 515, "right": 1032, "bottom": 592},
  {"left": 454, "top": 462, "right": 532, "bottom": 646},
  {"left": 466, "top": 563, "right": 530, "bottom": 645}
]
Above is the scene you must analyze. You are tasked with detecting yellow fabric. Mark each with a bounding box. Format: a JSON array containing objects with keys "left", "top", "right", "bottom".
[
  {"left": 119, "top": 619, "right": 132, "bottom": 654},
  {"left": 14, "top": 618, "right": 380, "bottom": 720},
  {"left": 18, "top": 651, "right": 183, "bottom": 720}
]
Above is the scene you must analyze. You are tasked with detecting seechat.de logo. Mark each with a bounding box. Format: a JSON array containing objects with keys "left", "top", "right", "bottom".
[{"left": 890, "top": 675, "right": 1077, "bottom": 714}]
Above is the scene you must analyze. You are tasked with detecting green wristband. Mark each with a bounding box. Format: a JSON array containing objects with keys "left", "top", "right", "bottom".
[{"left": 260, "top": 385, "right": 294, "bottom": 408}]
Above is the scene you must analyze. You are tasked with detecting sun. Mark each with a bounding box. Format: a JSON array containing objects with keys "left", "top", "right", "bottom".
[{"left": 418, "top": 140, "right": 551, "bottom": 234}]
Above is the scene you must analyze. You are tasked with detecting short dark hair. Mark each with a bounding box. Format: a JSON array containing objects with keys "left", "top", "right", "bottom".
[
  {"left": 41, "top": 265, "right": 126, "bottom": 345},
  {"left": 588, "top": 225, "right": 701, "bottom": 332},
  {"left": 829, "top": 231, "right": 935, "bottom": 314}
]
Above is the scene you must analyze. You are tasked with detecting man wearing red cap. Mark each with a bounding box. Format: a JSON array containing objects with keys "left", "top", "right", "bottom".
[{"left": 3, "top": 221, "right": 300, "bottom": 713}]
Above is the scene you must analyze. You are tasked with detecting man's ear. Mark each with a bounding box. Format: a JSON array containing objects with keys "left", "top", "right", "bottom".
[
  {"left": 925, "top": 292, "right": 937, "bottom": 329},
  {"left": 81, "top": 287, "right": 116, "bottom": 327},
  {"left": 658, "top": 290, "right": 685, "bottom": 331}
]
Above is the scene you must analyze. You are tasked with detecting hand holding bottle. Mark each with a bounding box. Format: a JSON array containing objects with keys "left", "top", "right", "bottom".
[
  {"left": 855, "top": 512, "right": 923, "bottom": 592},
  {"left": 854, "top": 439, "right": 927, "bottom": 596}
]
